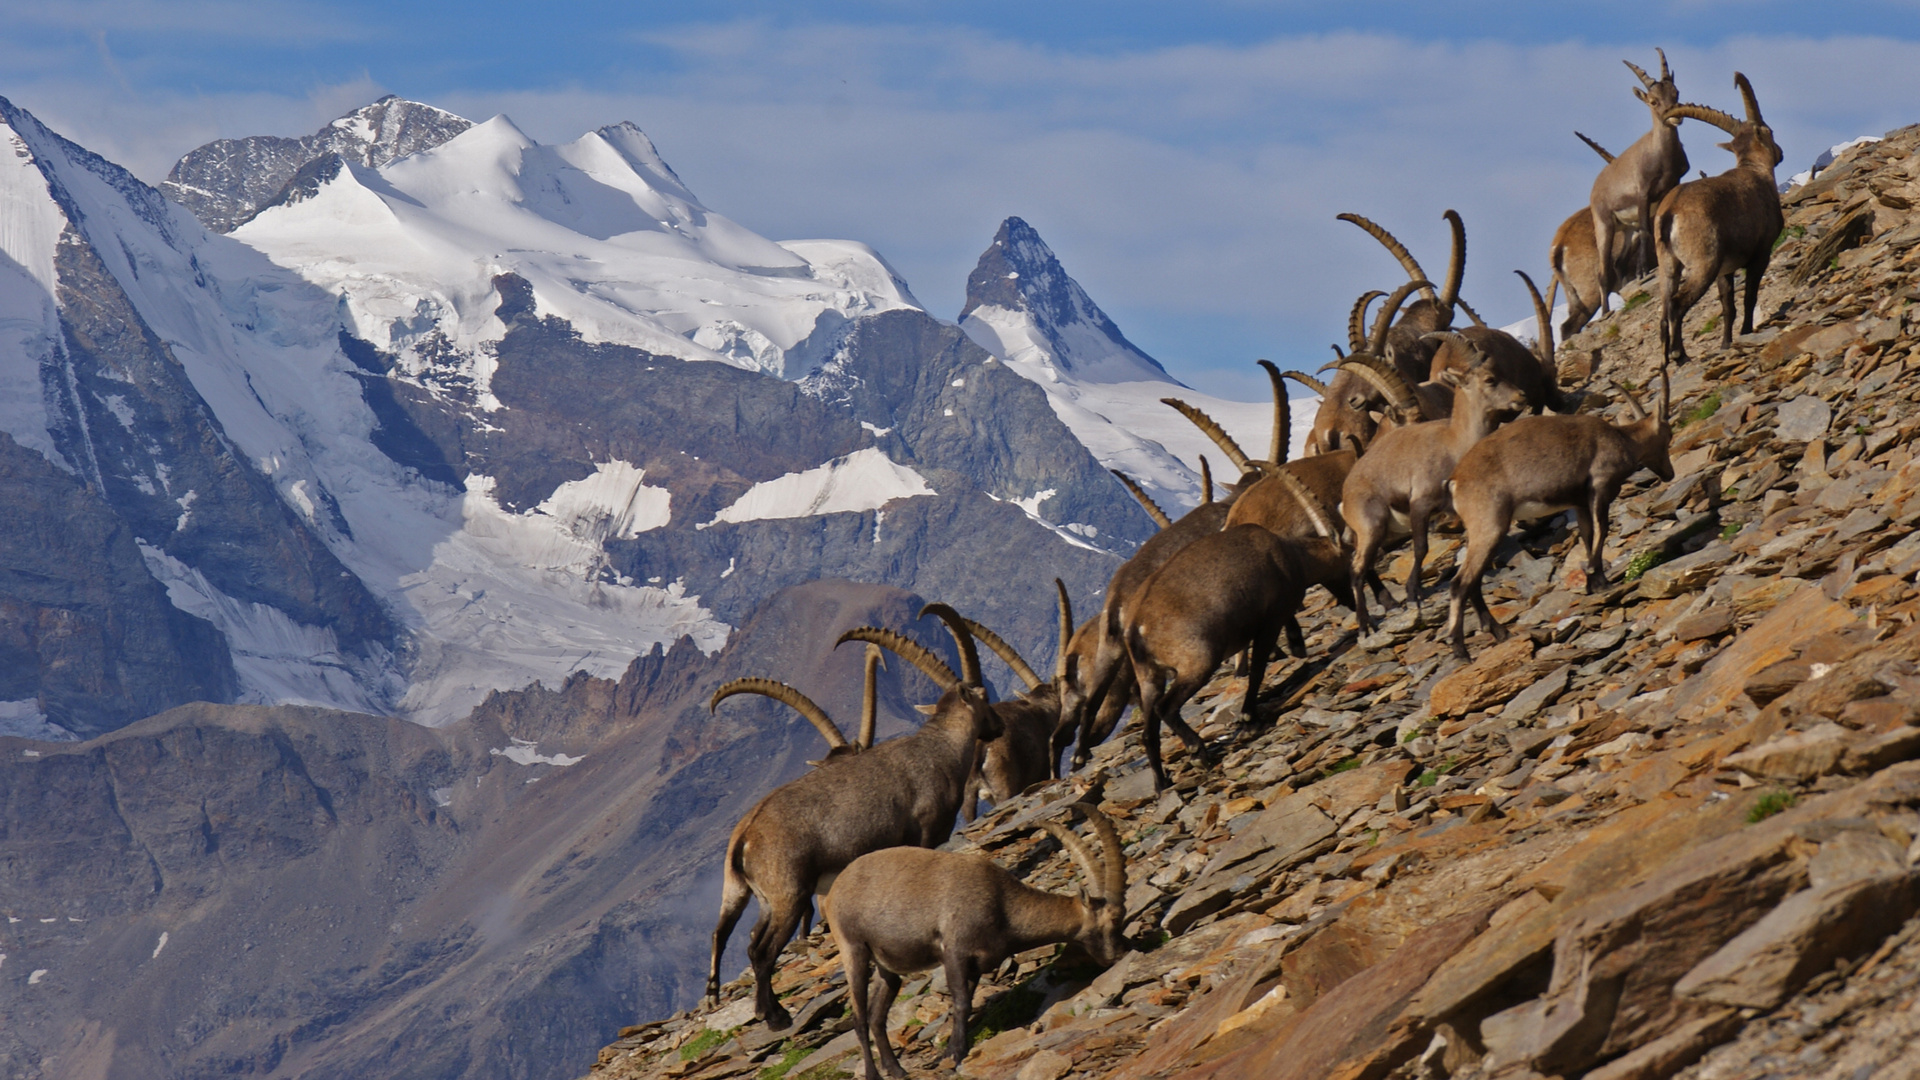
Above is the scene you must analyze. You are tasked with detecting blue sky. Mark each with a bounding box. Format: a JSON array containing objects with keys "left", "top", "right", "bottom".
[{"left": 6, "top": 2, "right": 1918, "bottom": 397}]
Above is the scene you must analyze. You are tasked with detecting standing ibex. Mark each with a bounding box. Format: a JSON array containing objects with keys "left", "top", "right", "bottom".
[
  {"left": 1589, "top": 49, "right": 1689, "bottom": 313},
  {"left": 826, "top": 804, "right": 1127, "bottom": 1079},
  {"left": 1653, "top": 74, "right": 1785, "bottom": 365},
  {"left": 705, "top": 605, "right": 998, "bottom": 1029},
  {"left": 1126, "top": 472, "right": 1335, "bottom": 790},
  {"left": 1339, "top": 340, "right": 1529, "bottom": 634},
  {"left": 956, "top": 587, "right": 1074, "bottom": 818},
  {"left": 1553, "top": 133, "right": 1654, "bottom": 339},
  {"left": 1442, "top": 374, "right": 1673, "bottom": 659}
]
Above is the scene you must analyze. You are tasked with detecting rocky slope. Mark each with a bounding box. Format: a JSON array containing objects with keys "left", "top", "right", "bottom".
[{"left": 578, "top": 125, "right": 1920, "bottom": 1080}]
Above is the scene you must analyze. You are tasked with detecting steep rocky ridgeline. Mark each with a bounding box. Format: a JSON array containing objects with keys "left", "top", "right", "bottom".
[
  {"left": 0, "top": 580, "right": 990, "bottom": 1080},
  {"left": 580, "top": 126, "right": 1920, "bottom": 1080}
]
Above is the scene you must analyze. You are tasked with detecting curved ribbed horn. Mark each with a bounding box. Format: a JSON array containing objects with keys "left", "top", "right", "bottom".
[
  {"left": 860, "top": 644, "right": 883, "bottom": 750},
  {"left": 958, "top": 616, "right": 1041, "bottom": 691},
  {"left": 1258, "top": 359, "right": 1290, "bottom": 464},
  {"left": 1668, "top": 103, "right": 1739, "bottom": 134},
  {"left": 1611, "top": 380, "right": 1649, "bottom": 422},
  {"left": 1347, "top": 289, "right": 1384, "bottom": 353},
  {"left": 1439, "top": 210, "right": 1467, "bottom": 313},
  {"left": 1623, "top": 57, "right": 1655, "bottom": 89},
  {"left": 1369, "top": 279, "right": 1433, "bottom": 355},
  {"left": 838, "top": 627, "right": 958, "bottom": 692},
  {"left": 1455, "top": 297, "right": 1489, "bottom": 329},
  {"left": 1110, "top": 469, "right": 1172, "bottom": 530},
  {"left": 1338, "top": 214, "right": 1438, "bottom": 305},
  {"left": 1283, "top": 370, "right": 1328, "bottom": 396},
  {"left": 1199, "top": 455, "right": 1213, "bottom": 504},
  {"left": 1657, "top": 365, "right": 1671, "bottom": 426},
  {"left": 711, "top": 678, "right": 848, "bottom": 751},
  {"left": 1339, "top": 356, "right": 1420, "bottom": 419},
  {"left": 1162, "top": 398, "right": 1253, "bottom": 473},
  {"left": 1515, "top": 270, "right": 1554, "bottom": 365},
  {"left": 1271, "top": 468, "right": 1336, "bottom": 540},
  {"left": 1070, "top": 803, "right": 1127, "bottom": 904},
  {"left": 1657, "top": 47, "right": 1671, "bottom": 81},
  {"left": 1735, "top": 72, "right": 1763, "bottom": 125},
  {"left": 1035, "top": 817, "right": 1105, "bottom": 899},
  {"left": 1575, "top": 131, "right": 1616, "bottom": 163},
  {"left": 918, "top": 603, "right": 982, "bottom": 687},
  {"left": 1053, "top": 579, "right": 1072, "bottom": 683}
]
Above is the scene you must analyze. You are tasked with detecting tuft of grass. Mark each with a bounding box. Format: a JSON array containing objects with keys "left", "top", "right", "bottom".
[
  {"left": 1683, "top": 391, "right": 1722, "bottom": 426},
  {"left": 1696, "top": 314, "right": 1720, "bottom": 337},
  {"left": 1748, "top": 790, "right": 1798, "bottom": 823},
  {"left": 1401, "top": 726, "right": 1426, "bottom": 744},
  {"left": 1623, "top": 550, "right": 1668, "bottom": 581},
  {"left": 1623, "top": 291, "right": 1652, "bottom": 311},
  {"left": 1773, "top": 224, "right": 1806, "bottom": 250},
  {"left": 1327, "top": 757, "right": 1362, "bottom": 774},
  {"left": 1604, "top": 323, "right": 1621, "bottom": 341},
  {"left": 1720, "top": 521, "right": 1742, "bottom": 542},
  {"left": 1416, "top": 756, "right": 1464, "bottom": 787},
  {"left": 1855, "top": 424, "right": 1872, "bottom": 436},
  {"left": 758, "top": 1043, "right": 813, "bottom": 1080},
  {"left": 681, "top": 1026, "right": 741, "bottom": 1062},
  {"left": 790, "top": 1065, "right": 854, "bottom": 1080},
  {"left": 970, "top": 984, "right": 1045, "bottom": 1047}
]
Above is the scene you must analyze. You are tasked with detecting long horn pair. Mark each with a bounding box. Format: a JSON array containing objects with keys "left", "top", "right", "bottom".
[
  {"left": 1370, "top": 279, "right": 1433, "bottom": 355},
  {"left": 1668, "top": 103, "right": 1740, "bottom": 135},
  {"left": 1347, "top": 290, "right": 1385, "bottom": 354},
  {"left": 1338, "top": 214, "right": 1439, "bottom": 307},
  {"left": 1624, "top": 56, "right": 1656, "bottom": 90},
  {"left": 1283, "top": 370, "right": 1329, "bottom": 396},
  {"left": 1034, "top": 804, "right": 1127, "bottom": 904},
  {"left": 958, "top": 616, "right": 1042, "bottom": 692},
  {"left": 919, "top": 603, "right": 982, "bottom": 687},
  {"left": 1053, "top": 579, "right": 1073, "bottom": 684},
  {"left": 1575, "top": 131, "right": 1616, "bottom": 164},
  {"left": 1258, "top": 359, "right": 1290, "bottom": 464},
  {"left": 1270, "top": 468, "right": 1336, "bottom": 541},
  {"left": 1439, "top": 210, "right": 1467, "bottom": 314},
  {"left": 1515, "top": 269, "right": 1554, "bottom": 366},
  {"left": 1339, "top": 355, "right": 1421, "bottom": 421},
  {"left": 838, "top": 627, "right": 958, "bottom": 692},
  {"left": 1612, "top": 379, "right": 1650, "bottom": 422},
  {"left": 711, "top": 678, "right": 848, "bottom": 751},
  {"left": 1735, "top": 72, "right": 1764, "bottom": 126},
  {"left": 1162, "top": 398, "right": 1253, "bottom": 473},
  {"left": 1110, "top": 469, "right": 1172, "bottom": 530}
]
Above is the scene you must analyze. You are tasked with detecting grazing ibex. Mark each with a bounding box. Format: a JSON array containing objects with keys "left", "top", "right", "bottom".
[
  {"left": 1443, "top": 373, "right": 1673, "bottom": 659},
  {"left": 1433, "top": 271, "right": 1565, "bottom": 414},
  {"left": 1653, "top": 74, "right": 1786, "bottom": 365},
  {"left": 1302, "top": 280, "right": 1433, "bottom": 455},
  {"left": 956, "top": 587, "right": 1074, "bottom": 818},
  {"left": 1552, "top": 133, "right": 1654, "bottom": 338},
  {"left": 1126, "top": 473, "right": 1336, "bottom": 790},
  {"left": 827, "top": 805, "right": 1127, "bottom": 1079},
  {"left": 705, "top": 605, "right": 998, "bottom": 1029},
  {"left": 1339, "top": 341, "right": 1529, "bottom": 633},
  {"left": 1589, "top": 49, "right": 1689, "bottom": 313}
]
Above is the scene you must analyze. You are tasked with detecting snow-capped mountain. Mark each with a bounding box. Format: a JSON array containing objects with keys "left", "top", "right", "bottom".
[
  {"left": 0, "top": 96, "right": 1159, "bottom": 736},
  {"left": 229, "top": 110, "right": 918, "bottom": 377},
  {"left": 958, "top": 217, "right": 1308, "bottom": 507}
]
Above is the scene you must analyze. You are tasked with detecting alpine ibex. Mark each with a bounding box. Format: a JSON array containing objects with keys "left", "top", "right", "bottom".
[
  {"left": 1589, "top": 49, "right": 1689, "bottom": 313},
  {"left": 1432, "top": 271, "right": 1565, "bottom": 414},
  {"left": 1338, "top": 211, "right": 1469, "bottom": 381},
  {"left": 957, "top": 587, "right": 1074, "bottom": 818},
  {"left": 709, "top": 644, "right": 886, "bottom": 767},
  {"left": 1126, "top": 515, "right": 1322, "bottom": 791},
  {"left": 1337, "top": 339, "right": 1528, "bottom": 634},
  {"left": 705, "top": 605, "right": 998, "bottom": 1029},
  {"left": 1442, "top": 373, "right": 1673, "bottom": 659},
  {"left": 1302, "top": 279, "right": 1432, "bottom": 455},
  {"left": 1653, "top": 75, "right": 1785, "bottom": 365},
  {"left": 826, "top": 804, "right": 1127, "bottom": 1079},
  {"left": 1552, "top": 133, "right": 1654, "bottom": 338}
]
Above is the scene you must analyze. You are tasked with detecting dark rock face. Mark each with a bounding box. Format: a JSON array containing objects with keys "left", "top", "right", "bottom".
[
  {"left": 0, "top": 431, "right": 233, "bottom": 737},
  {"left": 161, "top": 96, "right": 472, "bottom": 232},
  {"left": 958, "top": 216, "right": 1169, "bottom": 379},
  {"left": 0, "top": 581, "right": 964, "bottom": 1080}
]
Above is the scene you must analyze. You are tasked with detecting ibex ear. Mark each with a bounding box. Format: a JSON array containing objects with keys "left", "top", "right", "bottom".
[
  {"left": 1439, "top": 369, "right": 1462, "bottom": 387},
  {"left": 1717, "top": 140, "right": 1734, "bottom": 153},
  {"left": 914, "top": 704, "right": 938, "bottom": 715},
  {"left": 1633, "top": 87, "right": 1651, "bottom": 105}
]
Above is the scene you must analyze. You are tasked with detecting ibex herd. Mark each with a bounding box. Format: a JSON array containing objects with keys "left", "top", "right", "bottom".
[{"left": 695, "top": 54, "right": 1787, "bottom": 1079}]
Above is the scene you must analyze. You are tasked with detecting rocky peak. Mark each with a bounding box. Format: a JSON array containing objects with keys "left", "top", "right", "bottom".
[
  {"left": 959, "top": 217, "right": 1169, "bottom": 381},
  {"left": 162, "top": 95, "right": 472, "bottom": 232}
]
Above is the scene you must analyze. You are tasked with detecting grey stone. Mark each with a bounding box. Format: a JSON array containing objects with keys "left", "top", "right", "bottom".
[
  {"left": 1776, "top": 395, "right": 1833, "bottom": 442},
  {"left": 1636, "top": 543, "right": 1738, "bottom": 599},
  {"left": 1503, "top": 665, "right": 1574, "bottom": 723}
]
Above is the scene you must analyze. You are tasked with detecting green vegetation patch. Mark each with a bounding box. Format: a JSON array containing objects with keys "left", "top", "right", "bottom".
[
  {"left": 758, "top": 1043, "right": 814, "bottom": 1080},
  {"left": 1684, "top": 391, "right": 1722, "bottom": 426},
  {"left": 1623, "top": 550, "right": 1668, "bottom": 581},
  {"left": 680, "top": 1026, "right": 741, "bottom": 1061},
  {"left": 1720, "top": 521, "right": 1742, "bottom": 542},
  {"left": 1749, "top": 790, "right": 1798, "bottom": 823},
  {"left": 1416, "top": 756, "right": 1464, "bottom": 787},
  {"left": 1623, "top": 291, "right": 1652, "bottom": 311},
  {"left": 1696, "top": 314, "right": 1720, "bottom": 337},
  {"left": 1327, "top": 757, "right": 1362, "bottom": 774},
  {"left": 1773, "top": 224, "right": 1807, "bottom": 250}
]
